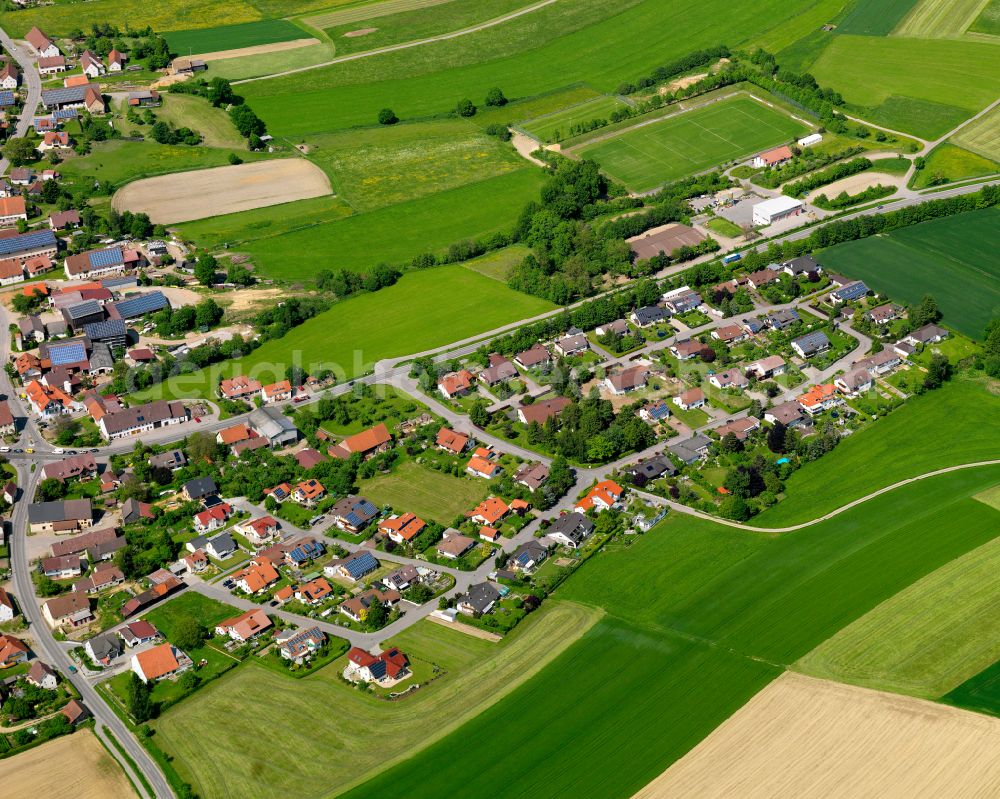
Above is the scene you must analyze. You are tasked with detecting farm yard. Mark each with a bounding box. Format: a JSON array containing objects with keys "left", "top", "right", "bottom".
[
  {"left": 112, "top": 158, "right": 333, "bottom": 224},
  {"left": 133, "top": 264, "right": 555, "bottom": 400},
  {"left": 818, "top": 208, "right": 1000, "bottom": 339},
  {"left": 576, "top": 96, "right": 807, "bottom": 192},
  {"left": 151, "top": 603, "right": 601, "bottom": 799},
  {"left": 637, "top": 673, "right": 1000, "bottom": 799},
  {"left": 0, "top": 729, "right": 136, "bottom": 798}
]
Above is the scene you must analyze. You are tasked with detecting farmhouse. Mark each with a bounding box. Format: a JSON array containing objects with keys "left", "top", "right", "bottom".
[
  {"left": 27, "top": 661, "right": 58, "bottom": 690},
  {"left": 752, "top": 196, "right": 803, "bottom": 226},
  {"left": 0, "top": 196, "right": 26, "bottom": 225},
  {"left": 792, "top": 331, "right": 831, "bottom": 359},
  {"left": 0, "top": 634, "right": 28, "bottom": 666},
  {"left": 42, "top": 555, "right": 83, "bottom": 579},
  {"left": 28, "top": 499, "right": 93, "bottom": 533},
  {"left": 0, "top": 229, "right": 58, "bottom": 263},
  {"left": 752, "top": 145, "right": 794, "bottom": 168},
  {"left": 0, "top": 588, "right": 15, "bottom": 623},
  {"left": 27, "top": 27, "right": 61, "bottom": 58},
  {"left": 97, "top": 400, "right": 187, "bottom": 440},
  {"left": 42, "top": 591, "right": 93, "bottom": 629}
]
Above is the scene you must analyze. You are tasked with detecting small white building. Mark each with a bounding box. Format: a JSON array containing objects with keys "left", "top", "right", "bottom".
[
  {"left": 797, "top": 133, "right": 823, "bottom": 147},
  {"left": 752, "top": 196, "right": 804, "bottom": 227}
]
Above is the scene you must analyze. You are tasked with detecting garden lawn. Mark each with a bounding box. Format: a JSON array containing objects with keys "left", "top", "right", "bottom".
[
  {"left": 797, "top": 507, "right": 1000, "bottom": 699},
  {"left": 238, "top": 0, "right": 821, "bottom": 136},
  {"left": 58, "top": 140, "right": 275, "bottom": 189},
  {"left": 756, "top": 376, "right": 1000, "bottom": 526},
  {"left": 164, "top": 19, "right": 307, "bottom": 54},
  {"left": 577, "top": 96, "right": 807, "bottom": 192},
  {"left": 308, "top": 385, "right": 430, "bottom": 436},
  {"left": 358, "top": 459, "right": 487, "bottom": 523},
  {"left": 132, "top": 264, "right": 555, "bottom": 400},
  {"left": 150, "top": 601, "right": 602, "bottom": 799},
  {"left": 144, "top": 592, "right": 241, "bottom": 636},
  {"left": 810, "top": 36, "right": 1000, "bottom": 137},
  {"left": 241, "top": 168, "right": 545, "bottom": 279},
  {"left": 302, "top": 119, "right": 526, "bottom": 212},
  {"left": 521, "top": 95, "right": 630, "bottom": 143},
  {"left": 818, "top": 208, "right": 1000, "bottom": 339}
]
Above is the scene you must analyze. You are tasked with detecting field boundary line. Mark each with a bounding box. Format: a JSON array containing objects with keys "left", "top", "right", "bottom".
[
  {"left": 235, "top": 0, "right": 559, "bottom": 84},
  {"left": 636, "top": 459, "right": 1000, "bottom": 533}
]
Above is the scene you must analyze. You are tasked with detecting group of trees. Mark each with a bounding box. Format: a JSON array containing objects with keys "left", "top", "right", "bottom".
[
  {"left": 152, "top": 298, "right": 224, "bottom": 337},
  {"left": 169, "top": 77, "right": 268, "bottom": 148},
  {"left": 314, "top": 263, "right": 401, "bottom": 298},
  {"left": 149, "top": 120, "right": 202, "bottom": 146}
]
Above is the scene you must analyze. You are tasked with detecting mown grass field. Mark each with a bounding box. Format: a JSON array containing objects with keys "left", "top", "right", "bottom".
[
  {"left": 304, "top": 0, "right": 457, "bottom": 28},
  {"left": 951, "top": 105, "right": 1000, "bottom": 162},
  {"left": 810, "top": 36, "right": 1000, "bottom": 137},
  {"left": 240, "top": 168, "right": 544, "bottom": 279},
  {"left": 302, "top": 119, "right": 526, "bottom": 212},
  {"left": 912, "top": 143, "right": 1000, "bottom": 187},
  {"left": 133, "top": 264, "right": 555, "bottom": 400},
  {"left": 797, "top": 508, "right": 1000, "bottom": 698},
  {"left": 892, "top": 0, "right": 989, "bottom": 36},
  {"left": 521, "top": 95, "right": 630, "bottom": 143},
  {"left": 209, "top": 42, "right": 338, "bottom": 80},
  {"left": 577, "top": 96, "right": 806, "bottom": 192},
  {"left": 164, "top": 19, "right": 308, "bottom": 54},
  {"left": 756, "top": 376, "right": 1000, "bottom": 527},
  {"left": 970, "top": 0, "right": 1000, "bottom": 34},
  {"left": 345, "top": 465, "right": 1000, "bottom": 798},
  {"left": 836, "top": 0, "right": 920, "bottom": 35},
  {"left": 358, "top": 459, "right": 487, "bottom": 523},
  {"left": 58, "top": 139, "right": 274, "bottom": 188},
  {"left": 152, "top": 602, "right": 602, "bottom": 799},
  {"left": 134, "top": 94, "right": 246, "bottom": 149},
  {"left": 323, "top": 0, "right": 531, "bottom": 55},
  {"left": 239, "top": 0, "right": 821, "bottom": 136},
  {"left": 461, "top": 244, "right": 531, "bottom": 280},
  {"left": 818, "top": 208, "right": 1000, "bottom": 338}
]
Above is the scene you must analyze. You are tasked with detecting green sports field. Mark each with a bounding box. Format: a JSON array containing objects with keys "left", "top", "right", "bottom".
[
  {"left": 133, "top": 263, "right": 555, "bottom": 400},
  {"left": 344, "top": 464, "right": 1000, "bottom": 798},
  {"left": 358, "top": 459, "right": 488, "bottom": 523},
  {"left": 521, "top": 95, "right": 630, "bottom": 143},
  {"left": 818, "top": 208, "right": 1000, "bottom": 338},
  {"left": 152, "top": 602, "right": 602, "bottom": 799},
  {"left": 797, "top": 512, "right": 1000, "bottom": 698},
  {"left": 577, "top": 96, "right": 807, "bottom": 192},
  {"left": 757, "top": 377, "right": 1000, "bottom": 526},
  {"left": 164, "top": 19, "right": 308, "bottom": 55}
]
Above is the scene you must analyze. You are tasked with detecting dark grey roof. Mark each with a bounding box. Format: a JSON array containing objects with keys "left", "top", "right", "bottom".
[
  {"left": 41, "top": 84, "right": 96, "bottom": 107},
  {"left": 28, "top": 499, "right": 92, "bottom": 524},
  {"left": 0, "top": 229, "right": 56, "bottom": 257},
  {"left": 792, "top": 330, "right": 831, "bottom": 355},
  {"left": 88, "top": 342, "right": 114, "bottom": 370},
  {"left": 784, "top": 255, "right": 821, "bottom": 274},
  {"left": 183, "top": 476, "right": 217, "bottom": 499},
  {"left": 87, "top": 631, "right": 122, "bottom": 660},
  {"left": 64, "top": 299, "right": 103, "bottom": 321},
  {"left": 632, "top": 305, "right": 668, "bottom": 325},
  {"left": 625, "top": 457, "right": 677, "bottom": 481},
  {"left": 149, "top": 450, "right": 186, "bottom": 470},
  {"left": 207, "top": 531, "right": 236, "bottom": 554},
  {"left": 547, "top": 512, "right": 594, "bottom": 540},
  {"left": 462, "top": 582, "right": 501, "bottom": 613}
]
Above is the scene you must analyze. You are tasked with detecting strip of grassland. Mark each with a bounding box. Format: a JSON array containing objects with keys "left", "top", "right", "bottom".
[{"left": 951, "top": 105, "right": 1000, "bottom": 162}]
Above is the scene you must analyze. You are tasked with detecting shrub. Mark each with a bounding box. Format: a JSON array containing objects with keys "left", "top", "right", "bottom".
[{"left": 378, "top": 108, "right": 398, "bottom": 125}]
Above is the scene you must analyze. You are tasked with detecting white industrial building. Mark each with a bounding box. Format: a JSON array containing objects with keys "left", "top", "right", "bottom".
[{"left": 752, "top": 196, "right": 804, "bottom": 226}]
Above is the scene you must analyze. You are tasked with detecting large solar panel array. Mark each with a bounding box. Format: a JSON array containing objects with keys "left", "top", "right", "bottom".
[
  {"left": 344, "top": 551, "right": 377, "bottom": 578},
  {"left": 53, "top": 108, "right": 78, "bottom": 120},
  {"left": 41, "top": 85, "right": 91, "bottom": 106},
  {"left": 0, "top": 229, "right": 55, "bottom": 257},
  {"left": 88, "top": 247, "right": 123, "bottom": 268},
  {"left": 84, "top": 319, "right": 126, "bottom": 340},
  {"left": 112, "top": 291, "right": 167, "bottom": 319},
  {"left": 64, "top": 299, "right": 102, "bottom": 320},
  {"left": 48, "top": 340, "right": 87, "bottom": 366}
]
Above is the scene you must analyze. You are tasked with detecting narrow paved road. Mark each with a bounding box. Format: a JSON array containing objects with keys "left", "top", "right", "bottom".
[
  {"left": 235, "top": 0, "right": 559, "bottom": 84},
  {"left": 0, "top": 27, "right": 42, "bottom": 174}
]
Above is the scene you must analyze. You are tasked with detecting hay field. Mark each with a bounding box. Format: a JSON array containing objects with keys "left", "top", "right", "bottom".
[
  {"left": 892, "top": 0, "right": 991, "bottom": 37},
  {"left": 951, "top": 105, "right": 1000, "bottom": 161},
  {"left": 112, "top": 159, "right": 331, "bottom": 224},
  {"left": 634, "top": 672, "right": 1000, "bottom": 799},
  {"left": 0, "top": 729, "right": 136, "bottom": 798}
]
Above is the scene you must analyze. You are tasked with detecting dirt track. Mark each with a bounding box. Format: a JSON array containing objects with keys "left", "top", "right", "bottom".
[
  {"left": 112, "top": 159, "right": 332, "bottom": 224},
  {"left": 634, "top": 672, "right": 1000, "bottom": 798},
  {"left": 0, "top": 729, "right": 135, "bottom": 798}
]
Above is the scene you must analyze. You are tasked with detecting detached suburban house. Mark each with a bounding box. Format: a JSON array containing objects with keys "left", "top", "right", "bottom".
[
  {"left": 546, "top": 512, "right": 595, "bottom": 549},
  {"left": 604, "top": 366, "right": 649, "bottom": 395},
  {"left": 791, "top": 331, "right": 831, "bottom": 359},
  {"left": 131, "top": 643, "right": 191, "bottom": 683},
  {"left": 575, "top": 480, "right": 624, "bottom": 513}
]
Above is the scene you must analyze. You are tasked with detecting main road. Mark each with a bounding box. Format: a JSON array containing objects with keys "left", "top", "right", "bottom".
[{"left": 0, "top": 27, "right": 42, "bottom": 173}]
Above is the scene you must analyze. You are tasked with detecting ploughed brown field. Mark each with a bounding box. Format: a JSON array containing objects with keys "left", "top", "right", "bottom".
[{"left": 633, "top": 672, "right": 1000, "bottom": 798}]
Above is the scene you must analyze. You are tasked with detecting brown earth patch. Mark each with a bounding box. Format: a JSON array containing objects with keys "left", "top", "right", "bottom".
[{"left": 344, "top": 27, "right": 378, "bottom": 37}]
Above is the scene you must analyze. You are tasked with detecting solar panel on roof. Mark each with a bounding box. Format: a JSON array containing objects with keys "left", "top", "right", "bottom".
[
  {"left": 48, "top": 341, "right": 86, "bottom": 366},
  {"left": 0, "top": 230, "right": 55, "bottom": 256},
  {"left": 88, "top": 248, "right": 123, "bottom": 269},
  {"left": 113, "top": 292, "right": 168, "bottom": 319},
  {"left": 65, "top": 299, "right": 102, "bottom": 319},
  {"left": 0, "top": 92, "right": 14, "bottom": 106},
  {"left": 53, "top": 109, "right": 78, "bottom": 120},
  {"left": 84, "top": 319, "right": 125, "bottom": 340}
]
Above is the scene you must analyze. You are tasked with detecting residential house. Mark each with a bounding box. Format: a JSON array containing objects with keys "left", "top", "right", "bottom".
[
  {"left": 345, "top": 646, "right": 410, "bottom": 683},
  {"left": 667, "top": 434, "right": 712, "bottom": 464},
  {"left": 215, "top": 609, "right": 272, "bottom": 642},
  {"left": 436, "top": 427, "right": 470, "bottom": 454},
  {"left": 42, "top": 555, "right": 83, "bottom": 579},
  {"left": 745, "top": 267, "right": 780, "bottom": 289},
  {"left": 479, "top": 354, "right": 518, "bottom": 386},
  {"left": 638, "top": 400, "right": 672, "bottom": 425},
  {"left": 673, "top": 387, "right": 706, "bottom": 410},
  {"left": 554, "top": 333, "right": 589, "bottom": 357},
  {"left": 183, "top": 550, "right": 209, "bottom": 573},
  {"left": 84, "top": 631, "right": 122, "bottom": 666},
  {"left": 467, "top": 496, "right": 510, "bottom": 528},
  {"left": 782, "top": 255, "right": 822, "bottom": 279},
  {"left": 293, "top": 479, "right": 326, "bottom": 506},
  {"left": 514, "top": 462, "right": 549, "bottom": 492},
  {"left": 38, "top": 55, "right": 67, "bottom": 75},
  {"left": 79, "top": 50, "right": 105, "bottom": 77},
  {"left": 328, "top": 423, "right": 391, "bottom": 460},
  {"left": 457, "top": 582, "right": 501, "bottom": 616},
  {"left": 0, "top": 634, "right": 28, "bottom": 666},
  {"left": 331, "top": 496, "right": 379, "bottom": 534},
  {"left": 604, "top": 366, "right": 649, "bottom": 395},
  {"left": 791, "top": 330, "right": 831, "bottom": 359},
  {"left": 131, "top": 643, "right": 190, "bottom": 683},
  {"left": 193, "top": 503, "right": 232, "bottom": 534},
  {"left": 767, "top": 309, "right": 801, "bottom": 330},
  {"left": 378, "top": 513, "right": 426, "bottom": 545},
  {"left": 118, "top": 620, "right": 159, "bottom": 648},
  {"left": 73, "top": 565, "right": 125, "bottom": 595},
  {"left": 630, "top": 305, "right": 668, "bottom": 328},
  {"left": 25, "top": 379, "right": 79, "bottom": 417},
  {"left": 121, "top": 497, "right": 154, "bottom": 524},
  {"left": 575, "top": 480, "right": 624, "bottom": 513},
  {"left": 752, "top": 145, "right": 793, "bottom": 168},
  {"left": 383, "top": 565, "right": 420, "bottom": 592},
  {"left": 764, "top": 400, "right": 807, "bottom": 427},
  {"left": 0, "top": 588, "right": 15, "bottom": 623},
  {"left": 236, "top": 516, "right": 279, "bottom": 547},
  {"left": 661, "top": 286, "right": 702, "bottom": 314},
  {"left": 438, "top": 369, "right": 474, "bottom": 399},
  {"left": 216, "top": 423, "right": 255, "bottom": 447},
  {"left": 516, "top": 396, "right": 571, "bottom": 425},
  {"left": 798, "top": 384, "right": 841, "bottom": 416},
  {"left": 149, "top": 450, "right": 186, "bottom": 472},
  {"left": 709, "top": 369, "right": 750, "bottom": 390},
  {"left": 28, "top": 499, "right": 92, "bottom": 533},
  {"left": 546, "top": 512, "right": 595, "bottom": 549},
  {"left": 0, "top": 400, "right": 16, "bottom": 436},
  {"left": 853, "top": 349, "right": 901, "bottom": 376},
  {"left": 466, "top": 449, "right": 502, "bottom": 479},
  {"left": 325, "top": 551, "right": 379, "bottom": 582},
  {"left": 835, "top": 369, "right": 873, "bottom": 397},
  {"left": 295, "top": 577, "right": 335, "bottom": 606},
  {"left": 182, "top": 476, "right": 218, "bottom": 502},
  {"left": 39, "top": 131, "right": 70, "bottom": 151},
  {"left": 712, "top": 324, "right": 746, "bottom": 345},
  {"left": 511, "top": 540, "right": 549, "bottom": 572},
  {"left": 0, "top": 196, "right": 26, "bottom": 225},
  {"left": 829, "top": 280, "right": 868, "bottom": 304},
  {"left": 42, "top": 591, "right": 93, "bottom": 628},
  {"left": 277, "top": 627, "right": 326, "bottom": 663},
  {"left": 340, "top": 589, "right": 400, "bottom": 623},
  {"left": 866, "top": 304, "right": 899, "bottom": 325},
  {"left": 219, "top": 375, "right": 262, "bottom": 401},
  {"left": 107, "top": 49, "right": 125, "bottom": 71},
  {"left": 0, "top": 62, "right": 20, "bottom": 90},
  {"left": 905, "top": 324, "right": 949, "bottom": 346},
  {"left": 623, "top": 456, "right": 677, "bottom": 486},
  {"left": 41, "top": 452, "right": 98, "bottom": 483},
  {"left": 295, "top": 448, "right": 327, "bottom": 470},
  {"left": 285, "top": 538, "right": 326, "bottom": 568},
  {"left": 671, "top": 340, "right": 711, "bottom": 360},
  {"left": 435, "top": 532, "right": 475, "bottom": 560},
  {"left": 514, "top": 344, "right": 550, "bottom": 369},
  {"left": 27, "top": 661, "right": 58, "bottom": 690},
  {"left": 744, "top": 355, "right": 787, "bottom": 380},
  {"left": 205, "top": 532, "right": 236, "bottom": 561},
  {"left": 261, "top": 380, "right": 292, "bottom": 404},
  {"left": 714, "top": 417, "right": 760, "bottom": 441}
]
